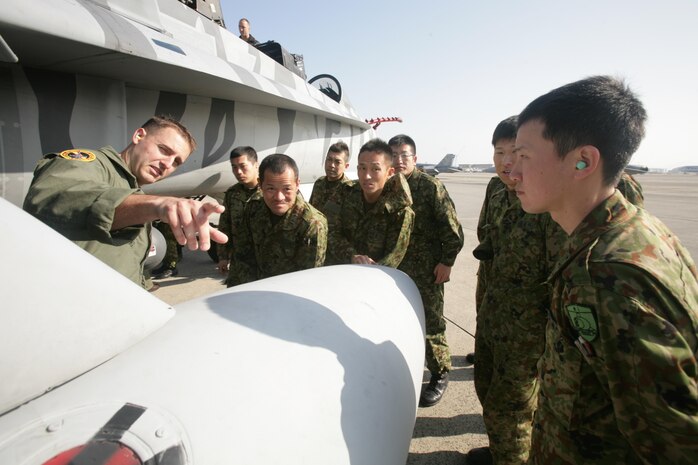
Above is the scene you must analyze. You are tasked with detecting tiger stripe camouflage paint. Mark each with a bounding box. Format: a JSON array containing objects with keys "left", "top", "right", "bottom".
[{"left": 0, "top": 0, "right": 373, "bottom": 206}]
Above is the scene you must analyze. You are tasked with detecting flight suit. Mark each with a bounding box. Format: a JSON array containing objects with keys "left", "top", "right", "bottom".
[
  {"left": 398, "top": 169, "right": 464, "bottom": 375},
  {"left": 23, "top": 146, "right": 150, "bottom": 287},
  {"left": 231, "top": 192, "right": 327, "bottom": 285},
  {"left": 529, "top": 191, "right": 698, "bottom": 465}
]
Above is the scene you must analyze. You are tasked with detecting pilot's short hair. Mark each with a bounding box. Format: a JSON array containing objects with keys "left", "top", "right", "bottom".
[
  {"left": 259, "top": 153, "right": 299, "bottom": 183},
  {"left": 230, "top": 146, "right": 258, "bottom": 162},
  {"left": 491, "top": 116, "right": 518, "bottom": 146},
  {"left": 142, "top": 116, "right": 197, "bottom": 152},
  {"left": 358, "top": 138, "right": 393, "bottom": 165},
  {"left": 388, "top": 134, "right": 416, "bottom": 154},
  {"left": 518, "top": 75, "right": 646, "bottom": 186},
  {"left": 327, "top": 141, "right": 350, "bottom": 162}
]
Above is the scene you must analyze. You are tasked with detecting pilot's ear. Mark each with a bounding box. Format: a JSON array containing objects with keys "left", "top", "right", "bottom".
[{"left": 132, "top": 128, "right": 147, "bottom": 144}]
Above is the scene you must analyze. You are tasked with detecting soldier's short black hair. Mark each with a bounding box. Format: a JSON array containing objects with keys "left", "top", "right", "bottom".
[
  {"left": 358, "top": 138, "right": 393, "bottom": 165},
  {"left": 142, "top": 115, "right": 197, "bottom": 152},
  {"left": 230, "top": 146, "right": 258, "bottom": 162},
  {"left": 518, "top": 75, "right": 646, "bottom": 186},
  {"left": 388, "top": 134, "right": 416, "bottom": 154},
  {"left": 328, "top": 141, "right": 350, "bottom": 161},
  {"left": 259, "top": 153, "right": 299, "bottom": 183},
  {"left": 491, "top": 116, "right": 518, "bottom": 146}
]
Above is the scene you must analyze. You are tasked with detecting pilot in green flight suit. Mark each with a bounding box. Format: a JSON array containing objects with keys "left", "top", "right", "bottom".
[{"left": 23, "top": 116, "right": 225, "bottom": 288}]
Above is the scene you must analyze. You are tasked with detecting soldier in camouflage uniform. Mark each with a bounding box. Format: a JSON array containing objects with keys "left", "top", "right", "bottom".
[
  {"left": 310, "top": 141, "right": 354, "bottom": 265},
  {"left": 469, "top": 118, "right": 649, "bottom": 465},
  {"left": 216, "top": 146, "right": 261, "bottom": 287},
  {"left": 230, "top": 154, "right": 327, "bottom": 285},
  {"left": 467, "top": 174, "right": 507, "bottom": 366},
  {"left": 327, "top": 138, "right": 414, "bottom": 267},
  {"left": 388, "top": 134, "right": 464, "bottom": 408},
  {"left": 470, "top": 170, "right": 643, "bottom": 321},
  {"left": 23, "top": 116, "right": 226, "bottom": 289},
  {"left": 467, "top": 116, "right": 566, "bottom": 465},
  {"left": 309, "top": 141, "right": 354, "bottom": 216},
  {"left": 616, "top": 171, "right": 644, "bottom": 207},
  {"left": 152, "top": 220, "right": 182, "bottom": 279},
  {"left": 512, "top": 76, "right": 698, "bottom": 464}
]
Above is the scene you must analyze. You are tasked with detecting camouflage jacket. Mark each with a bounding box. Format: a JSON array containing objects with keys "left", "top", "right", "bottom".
[
  {"left": 397, "top": 170, "right": 463, "bottom": 281},
  {"left": 309, "top": 174, "right": 354, "bottom": 220},
  {"left": 230, "top": 192, "right": 327, "bottom": 285},
  {"left": 328, "top": 174, "right": 414, "bottom": 267},
  {"left": 617, "top": 172, "right": 644, "bottom": 208},
  {"left": 539, "top": 191, "right": 698, "bottom": 463},
  {"left": 474, "top": 176, "right": 505, "bottom": 311},
  {"left": 217, "top": 182, "right": 260, "bottom": 261},
  {"left": 473, "top": 176, "right": 564, "bottom": 329},
  {"left": 23, "top": 146, "right": 150, "bottom": 287}
]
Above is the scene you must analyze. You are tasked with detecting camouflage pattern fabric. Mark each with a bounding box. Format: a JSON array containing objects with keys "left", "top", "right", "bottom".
[
  {"left": 530, "top": 191, "right": 698, "bottom": 465},
  {"left": 310, "top": 175, "right": 354, "bottom": 265},
  {"left": 473, "top": 177, "right": 565, "bottom": 465},
  {"left": 229, "top": 191, "right": 327, "bottom": 286},
  {"left": 327, "top": 173, "right": 414, "bottom": 267},
  {"left": 309, "top": 174, "right": 354, "bottom": 219},
  {"left": 217, "top": 182, "right": 260, "bottom": 263},
  {"left": 398, "top": 169, "right": 464, "bottom": 375},
  {"left": 617, "top": 172, "right": 644, "bottom": 208},
  {"left": 23, "top": 146, "right": 150, "bottom": 287},
  {"left": 474, "top": 176, "right": 506, "bottom": 313},
  {"left": 154, "top": 220, "right": 180, "bottom": 268}
]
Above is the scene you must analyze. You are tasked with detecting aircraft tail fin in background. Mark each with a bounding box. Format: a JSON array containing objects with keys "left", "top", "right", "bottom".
[
  {"left": 417, "top": 153, "right": 462, "bottom": 175},
  {"left": 435, "top": 154, "right": 456, "bottom": 168}
]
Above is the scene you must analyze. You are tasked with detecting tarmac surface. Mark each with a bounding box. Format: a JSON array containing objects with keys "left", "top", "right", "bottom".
[{"left": 152, "top": 172, "right": 698, "bottom": 465}]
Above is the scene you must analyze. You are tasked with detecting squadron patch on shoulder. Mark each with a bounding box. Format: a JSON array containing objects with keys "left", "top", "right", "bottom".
[
  {"left": 566, "top": 304, "right": 598, "bottom": 342},
  {"left": 59, "top": 149, "right": 96, "bottom": 162}
]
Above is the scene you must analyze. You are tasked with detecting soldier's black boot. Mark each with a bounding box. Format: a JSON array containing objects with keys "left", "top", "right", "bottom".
[
  {"left": 465, "top": 352, "right": 476, "bottom": 364},
  {"left": 152, "top": 262, "right": 179, "bottom": 279},
  {"left": 419, "top": 371, "right": 449, "bottom": 407},
  {"left": 154, "top": 267, "right": 178, "bottom": 279},
  {"left": 465, "top": 446, "right": 492, "bottom": 465}
]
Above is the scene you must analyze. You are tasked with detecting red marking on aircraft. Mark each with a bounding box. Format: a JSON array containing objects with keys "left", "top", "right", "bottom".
[{"left": 365, "top": 116, "right": 403, "bottom": 129}]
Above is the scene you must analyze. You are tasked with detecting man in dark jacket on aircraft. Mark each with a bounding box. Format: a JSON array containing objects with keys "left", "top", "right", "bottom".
[{"left": 238, "top": 18, "right": 259, "bottom": 46}]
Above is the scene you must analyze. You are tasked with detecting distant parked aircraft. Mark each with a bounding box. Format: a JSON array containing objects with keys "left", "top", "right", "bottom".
[
  {"left": 477, "top": 163, "right": 648, "bottom": 176},
  {"left": 417, "top": 154, "right": 463, "bottom": 175},
  {"left": 625, "top": 164, "right": 649, "bottom": 175},
  {"left": 670, "top": 166, "right": 698, "bottom": 174}
]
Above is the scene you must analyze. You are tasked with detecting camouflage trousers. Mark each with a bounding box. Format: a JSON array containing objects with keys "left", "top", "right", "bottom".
[
  {"left": 528, "top": 405, "right": 645, "bottom": 465},
  {"left": 414, "top": 278, "right": 451, "bottom": 375},
  {"left": 473, "top": 295, "right": 546, "bottom": 465},
  {"left": 155, "top": 221, "right": 181, "bottom": 268}
]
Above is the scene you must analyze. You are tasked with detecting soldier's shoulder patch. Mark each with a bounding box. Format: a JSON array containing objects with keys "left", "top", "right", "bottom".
[
  {"left": 566, "top": 304, "right": 598, "bottom": 342},
  {"left": 59, "top": 149, "right": 96, "bottom": 162}
]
